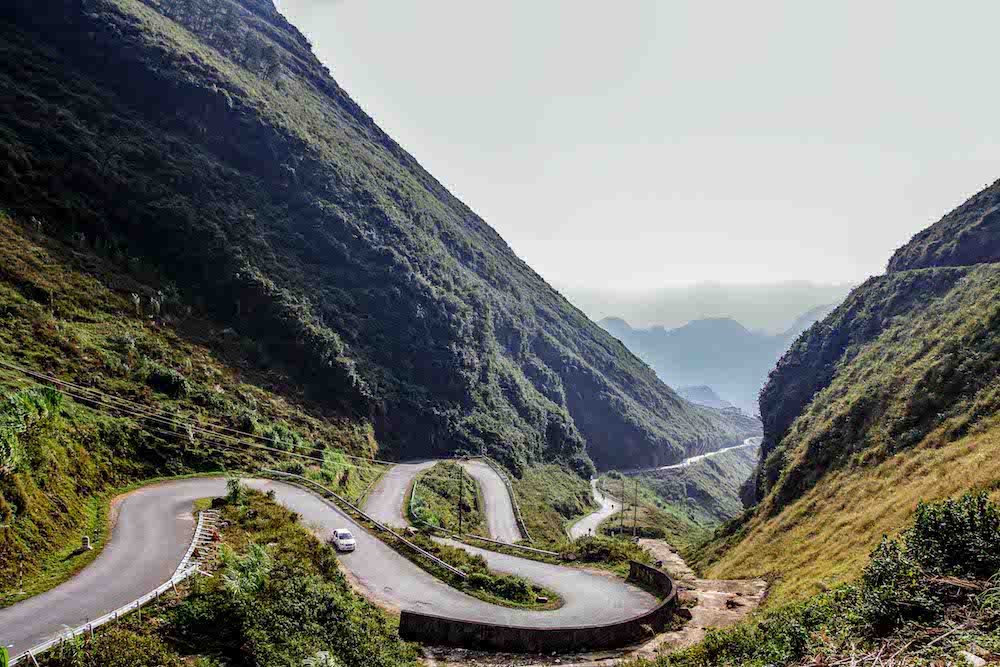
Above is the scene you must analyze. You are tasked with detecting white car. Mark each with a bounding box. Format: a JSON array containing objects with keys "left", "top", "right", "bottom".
[{"left": 331, "top": 528, "right": 357, "bottom": 552}]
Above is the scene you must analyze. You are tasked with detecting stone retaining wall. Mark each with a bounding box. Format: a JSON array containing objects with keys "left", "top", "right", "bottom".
[{"left": 398, "top": 560, "right": 677, "bottom": 653}]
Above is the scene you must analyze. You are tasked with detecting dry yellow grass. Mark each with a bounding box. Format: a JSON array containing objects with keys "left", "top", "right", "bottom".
[{"left": 707, "top": 422, "right": 1000, "bottom": 605}]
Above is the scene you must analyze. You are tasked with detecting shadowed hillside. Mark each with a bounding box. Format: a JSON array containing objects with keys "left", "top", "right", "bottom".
[{"left": 0, "top": 0, "right": 757, "bottom": 475}]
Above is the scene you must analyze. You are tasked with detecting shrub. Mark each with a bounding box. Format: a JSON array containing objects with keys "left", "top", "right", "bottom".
[
  {"left": 146, "top": 363, "right": 191, "bottom": 398},
  {"left": 853, "top": 537, "right": 937, "bottom": 635},
  {"left": 276, "top": 460, "right": 305, "bottom": 476},
  {"left": 905, "top": 491, "right": 1000, "bottom": 579},
  {"left": 568, "top": 535, "right": 648, "bottom": 564},
  {"left": 226, "top": 474, "right": 247, "bottom": 505}
]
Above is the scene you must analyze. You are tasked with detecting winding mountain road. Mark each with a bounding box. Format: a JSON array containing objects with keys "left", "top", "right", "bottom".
[
  {"left": 569, "top": 479, "right": 619, "bottom": 540},
  {"left": 1, "top": 469, "right": 656, "bottom": 658},
  {"left": 568, "top": 437, "right": 763, "bottom": 539}
]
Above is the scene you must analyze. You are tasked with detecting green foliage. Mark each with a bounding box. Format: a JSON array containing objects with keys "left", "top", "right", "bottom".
[
  {"left": 465, "top": 571, "right": 535, "bottom": 604},
  {"left": 626, "top": 492, "right": 1000, "bottom": 667},
  {"left": 852, "top": 538, "right": 937, "bottom": 635},
  {"left": 512, "top": 464, "right": 595, "bottom": 546},
  {"left": 263, "top": 422, "right": 306, "bottom": 453},
  {"left": 41, "top": 625, "right": 182, "bottom": 667},
  {"left": 409, "top": 462, "right": 484, "bottom": 535},
  {"left": 145, "top": 362, "right": 190, "bottom": 398},
  {"left": 220, "top": 543, "right": 273, "bottom": 598},
  {"left": 225, "top": 474, "right": 247, "bottom": 505},
  {"left": 905, "top": 491, "right": 1000, "bottom": 579},
  {"left": 568, "top": 535, "right": 650, "bottom": 565},
  {"left": 0, "top": 386, "right": 62, "bottom": 473}
]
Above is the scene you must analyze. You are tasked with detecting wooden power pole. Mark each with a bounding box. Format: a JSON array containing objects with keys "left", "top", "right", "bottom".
[
  {"left": 457, "top": 465, "right": 464, "bottom": 534},
  {"left": 633, "top": 479, "right": 640, "bottom": 537}
]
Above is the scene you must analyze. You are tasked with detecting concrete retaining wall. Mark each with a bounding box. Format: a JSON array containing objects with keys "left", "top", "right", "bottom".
[{"left": 399, "top": 560, "right": 677, "bottom": 653}]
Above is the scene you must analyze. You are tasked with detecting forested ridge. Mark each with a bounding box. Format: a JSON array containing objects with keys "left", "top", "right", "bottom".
[{"left": 0, "top": 0, "right": 756, "bottom": 474}]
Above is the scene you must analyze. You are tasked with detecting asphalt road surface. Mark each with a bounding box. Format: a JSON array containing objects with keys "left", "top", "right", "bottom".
[
  {"left": 568, "top": 479, "right": 619, "bottom": 540},
  {"left": 2, "top": 474, "right": 657, "bottom": 656},
  {"left": 363, "top": 460, "right": 435, "bottom": 528},
  {"left": 458, "top": 460, "right": 522, "bottom": 543}
]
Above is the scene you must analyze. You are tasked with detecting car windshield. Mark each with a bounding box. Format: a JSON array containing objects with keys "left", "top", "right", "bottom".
[{"left": 338, "top": 531, "right": 353, "bottom": 540}]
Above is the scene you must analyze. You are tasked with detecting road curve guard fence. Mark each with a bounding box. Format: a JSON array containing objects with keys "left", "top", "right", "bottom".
[
  {"left": 399, "top": 560, "right": 678, "bottom": 653},
  {"left": 262, "top": 469, "right": 468, "bottom": 579},
  {"left": 9, "top": 511, "right": 216, "bottom": 666}
]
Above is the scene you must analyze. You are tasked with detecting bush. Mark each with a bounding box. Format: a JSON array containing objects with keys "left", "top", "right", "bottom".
[
  {"left": 464, "top": 571, "right": 535, "bottom": 604},
  {"left": 42, "top": 625, "right": 182, "bottom": 667},
  {"left": 853, "top": 537, "right": 937, "bottom": 635},
  {"left": 146, "top": 363, "right": 191, "bottom": 398},
  {"left": 905, "top": 491, "right": 1000, "bottom": 579},
  {"left": 276, "top": 460, "right": 305, "bottom": 476},
  {"left": 568, "top": 535, "right": 648, "bottom": 565}
]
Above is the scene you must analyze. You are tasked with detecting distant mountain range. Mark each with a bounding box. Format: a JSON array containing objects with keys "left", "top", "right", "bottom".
[
  {"left": 565, "top": 282, "right": 854, "bottom": 333},
  {"left": 600, "top": 303, "right": 839, "bottom": 414}
]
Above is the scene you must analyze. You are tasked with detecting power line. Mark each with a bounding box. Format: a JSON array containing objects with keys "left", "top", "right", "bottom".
[
  {"left": 0, "top": 359, "right": 398, "bottom": 463},
  {"left": 0, "top": 360, "right": 473, "bottom": 486}
]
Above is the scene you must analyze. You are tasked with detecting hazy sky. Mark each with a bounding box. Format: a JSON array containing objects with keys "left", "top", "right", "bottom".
[{"left": 275, "top": 0, "right": 998, "bottom": 291}]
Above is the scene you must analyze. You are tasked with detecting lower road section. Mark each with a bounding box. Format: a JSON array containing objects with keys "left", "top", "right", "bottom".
[
  {"left": 568, "top": 479, "right": 619, "bottom": 539},
  {"left": 1, "top": 473, "right": 657, "bottom": 657}
]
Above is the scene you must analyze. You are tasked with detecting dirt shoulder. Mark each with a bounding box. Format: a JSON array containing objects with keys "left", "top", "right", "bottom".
[{"left": 636, "top": 539, "right": 767, "bottom": 653}]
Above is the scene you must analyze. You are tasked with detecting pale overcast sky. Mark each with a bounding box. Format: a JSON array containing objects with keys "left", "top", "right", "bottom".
[{"left": 276, "top": 0, "right": 998, "bottom": 291}]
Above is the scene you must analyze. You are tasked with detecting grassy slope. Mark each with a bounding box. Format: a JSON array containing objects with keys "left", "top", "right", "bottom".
[
  {"left": 511, "top": 464, "right": 595, "bottom": 546},
  {"left": 702, "top": 182, "right": 1000, "bottom": 603},
  {"left": 701, "top": 422, "right": 1000, "bottom": 604},
  {"left": 639, "top": 445, "right": 759, "bottom": 526},
  {"left": 0, "top": 213, "right": 379, "bottom": 597},
  {"left": 409, "top": 461, "right": 486, "bottom": 536},
  {"left": 0, "top": 0, "right": 755, "bottom": 475},
  {"left": 597, "top": 475, "right": 705, "bottom": 545}
]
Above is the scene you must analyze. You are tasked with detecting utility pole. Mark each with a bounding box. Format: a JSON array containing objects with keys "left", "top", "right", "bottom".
[
  {"left": 620, "top": 477, "right": 626, "bottom": 536},
  {"left": 633, "top": 479, "right": 640, "bottom": 537},
  {"left": 457, "top": 465, "right": 464, "bottom": 535}
]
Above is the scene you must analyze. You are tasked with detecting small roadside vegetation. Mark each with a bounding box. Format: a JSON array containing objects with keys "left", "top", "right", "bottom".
[
  {"left": 620, "top": 491, "right": 1000, "bottom": 667},
  {"left": 404, "top": 530, "right": 561, "bottom": 609}
]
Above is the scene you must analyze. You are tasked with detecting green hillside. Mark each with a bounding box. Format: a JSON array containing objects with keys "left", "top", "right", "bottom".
[
  {"left": 700, "top": 180, "right": 1000, "bottom": 603},
  {"left": 0, "top": 0, "right": 755, "bottom": 476}
]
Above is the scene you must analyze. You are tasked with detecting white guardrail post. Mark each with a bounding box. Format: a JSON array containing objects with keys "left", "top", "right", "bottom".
[{"left": 10, "top": 511, "right": 218, "bottom": 666}]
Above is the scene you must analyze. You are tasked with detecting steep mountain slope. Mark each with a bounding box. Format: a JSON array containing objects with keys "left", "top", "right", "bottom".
[
  {"left": 0, "top": 0, "right": 755, "bottom": 473},
  {"left": 700, "top": 179, "right": 1000, "bottom": 603},
  {"left": 599, "top": 305, "right": 836, "bottom": 414}
]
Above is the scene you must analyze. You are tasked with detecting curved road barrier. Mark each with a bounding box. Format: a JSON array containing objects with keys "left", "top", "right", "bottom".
[
  {"left": 7, "top": 510, "right": 215, "bottom": 665},
  {"left": 399, "top": 560, "right": 678, "bottom": 653}
]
